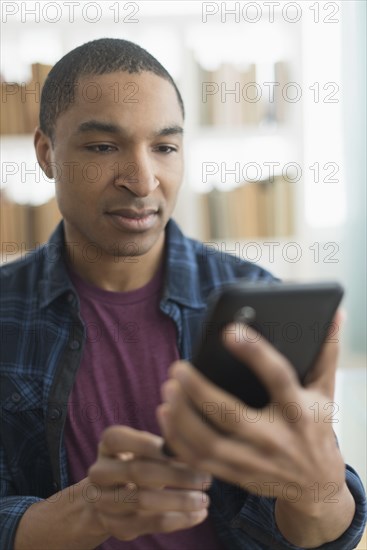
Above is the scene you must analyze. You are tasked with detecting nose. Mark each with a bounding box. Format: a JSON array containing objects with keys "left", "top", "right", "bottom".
[{"left": 113, "top": 149, "right": 159, "bottom": 197}]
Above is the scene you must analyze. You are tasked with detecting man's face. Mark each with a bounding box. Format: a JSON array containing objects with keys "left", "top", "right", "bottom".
[{"left": 41, "top": 71, "right": 184, "bottom": 258}]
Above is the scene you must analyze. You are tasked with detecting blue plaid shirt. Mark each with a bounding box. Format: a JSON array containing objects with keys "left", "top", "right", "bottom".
[{"left": 1, "top": 219, "right": 366, "bottom": 549}]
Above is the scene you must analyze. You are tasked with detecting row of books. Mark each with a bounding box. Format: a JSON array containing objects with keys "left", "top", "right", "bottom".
[
  {"left": 197, "top": 61, "right": 289, "bottom": 127},
  {"left": 199, "top": 176, "right": 294, "bottom": 240},
  {"left": 1, "top": 63, "right": 52, "bottom": 135},
  {"left": 0, "top": 193, "right": 61, "bottom": 259}
]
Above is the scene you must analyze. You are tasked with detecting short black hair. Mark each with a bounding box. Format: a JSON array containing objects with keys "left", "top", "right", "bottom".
[{"left": 40, "top": 38, "right": 185, "bottom": 142}]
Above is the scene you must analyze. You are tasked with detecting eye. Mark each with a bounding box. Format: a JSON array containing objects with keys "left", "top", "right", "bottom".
[
  {"left": 154, "top": 145, "right": 178, "bottom": 154},
  {"left": 85, "top": 144, "right": 117, "bottom": 153}
]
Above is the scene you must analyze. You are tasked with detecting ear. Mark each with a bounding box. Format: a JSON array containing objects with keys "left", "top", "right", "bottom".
[{"left": 34, "top": 128, "right": 55, "bottom": 179}]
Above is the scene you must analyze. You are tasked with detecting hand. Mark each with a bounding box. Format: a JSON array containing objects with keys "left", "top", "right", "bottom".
[
  {"left": 157, "top": 310, "right": 355, "bottom": 545},
  {"left": 86, "top": 426, "right": 211, "bottom": 541}
]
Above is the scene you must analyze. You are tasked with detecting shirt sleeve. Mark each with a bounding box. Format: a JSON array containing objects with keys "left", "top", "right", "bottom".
[
  {"left": 0, "top": 443, "right": 43, "bottom": 550},
  {"left": 230, "top": 464, "right": 366, "bottom": 550},
  {"left": 0, "top": 496, "right": 43, "bottom": 550}
]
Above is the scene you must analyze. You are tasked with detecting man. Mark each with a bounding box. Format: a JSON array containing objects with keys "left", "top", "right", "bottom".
[{"left": 0, "top": 38, "right": 366, "bottom": 549}]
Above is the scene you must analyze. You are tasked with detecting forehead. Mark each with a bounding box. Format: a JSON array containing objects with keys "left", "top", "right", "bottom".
[{"left": 55, "top": 71, "right": 183, "bottom": 135}]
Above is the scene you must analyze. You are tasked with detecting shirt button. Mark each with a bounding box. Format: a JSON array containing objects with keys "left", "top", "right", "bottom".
[
  {"left": 69, "top": 340, "right": 80, "bottom": 350},
  {"left": 11, "top": 392, "right": 21, "bottom": 403},
  {"left": 49, "top": 407, "right": 62, "bottom": 421},
  {"left": 52, "top": 481, "right": 59, "bottom": 491},
  {"left": 67, "top": 292, "right": 76, "bottom": 305}
]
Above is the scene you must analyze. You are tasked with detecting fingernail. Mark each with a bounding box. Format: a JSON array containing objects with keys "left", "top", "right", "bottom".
[
  {"left": 189, "top": 509, "right": 208, "bottom": 521},
  {"left": 192, "top": 491, "right": 210, "bottom": 507}
]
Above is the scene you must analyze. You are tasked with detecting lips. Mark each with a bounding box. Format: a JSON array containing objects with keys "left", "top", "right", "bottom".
[
  {"left": 105, "top": 208, "right": 159, "bottom": 232},
  {"left": 107, "top": 208, "right": 158, "bottom": 218}
]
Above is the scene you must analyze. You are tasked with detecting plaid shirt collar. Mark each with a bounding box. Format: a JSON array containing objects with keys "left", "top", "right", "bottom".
[{"left": 37, "top": 218, "right": 207, "bottom": 310}]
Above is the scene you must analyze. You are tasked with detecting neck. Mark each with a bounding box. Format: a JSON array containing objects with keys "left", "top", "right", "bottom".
[{"left": 63, "top": 228, "right": 165, "bottom": 293}]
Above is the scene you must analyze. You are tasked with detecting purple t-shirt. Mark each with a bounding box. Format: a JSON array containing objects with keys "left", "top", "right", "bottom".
[{"left": 64, "top": 263, "right": 223, "bottom": 549}]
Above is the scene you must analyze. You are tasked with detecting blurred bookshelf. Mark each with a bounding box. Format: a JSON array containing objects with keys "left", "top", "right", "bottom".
[
  {"left": 171, "top": 15, "right": 303, "bottom": 244},
  {"left": 1, "top": 63, "right": 61, "bottom": 258},
  {"left": 1, "top": 63, "right": 52, "bottom": 135},
  {"left": 1, "top": 192, "right": 61, "bottom": 254},
  {"left": 186, "top": 53, "right": 297, "bottom": 242},
  {"left": 199, "top": 176, "right": 294, "bottom": 241},
  {"left": 197, "top": 61, "right": 289, "bottom": 127}
]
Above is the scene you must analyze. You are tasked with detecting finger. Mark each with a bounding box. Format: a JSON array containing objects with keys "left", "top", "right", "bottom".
[
  {"left": 221, "top": 323, "right": 301, "bottom": 405},
  {"left": 304, "top": 309, "right": 343, "bottom": 398},
  {"left": 103, "top": 487, "right": 209, "bottom": 515},
  {"left": 157, "top": 403, "right": 288, "bottom": 490},
  {"left": 93, "top": 483, "right": 139, "bottom": 516},
  {"left": 158, "top": 391, "right": 224, "bottom": 464},
  {"left": 139, "top": 488, "right": 209, "bottom": 513},
  {"left": 99, "top": 425, "right": 164, "bottom": 459},
  {"left": 89, "top": 456, "right": 211, "bottom": 490},
  {"left": 164, "top": 362, "right": 285, "bottom": 444},
  {"left": 180, "top": 454, "right": 294, "bottom": 498},
  {"left": 106, "top": 509, "right": 208, "bottom": 540},
  {"left": 157, "top": 382, "right": 291, "bottom": 469}
]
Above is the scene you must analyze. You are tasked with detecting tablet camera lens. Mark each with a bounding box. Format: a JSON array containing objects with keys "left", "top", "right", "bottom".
[{"left": 235, "top": 306, "right": 256, "bottom": 323}]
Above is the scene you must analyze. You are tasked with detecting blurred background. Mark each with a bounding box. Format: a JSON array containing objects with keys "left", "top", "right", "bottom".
[{"left": 1, "top": 0, "right": 366, "bottom": 495}]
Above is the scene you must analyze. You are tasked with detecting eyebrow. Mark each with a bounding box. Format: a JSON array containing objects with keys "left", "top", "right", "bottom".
[{"left": 75, "top": 120, "right": 184, "bottom": 138}]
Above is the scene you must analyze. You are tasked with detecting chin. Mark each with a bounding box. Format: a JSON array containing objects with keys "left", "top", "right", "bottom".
[{"left": 105, "top": 231, "right": 164, "bottom": 259}]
